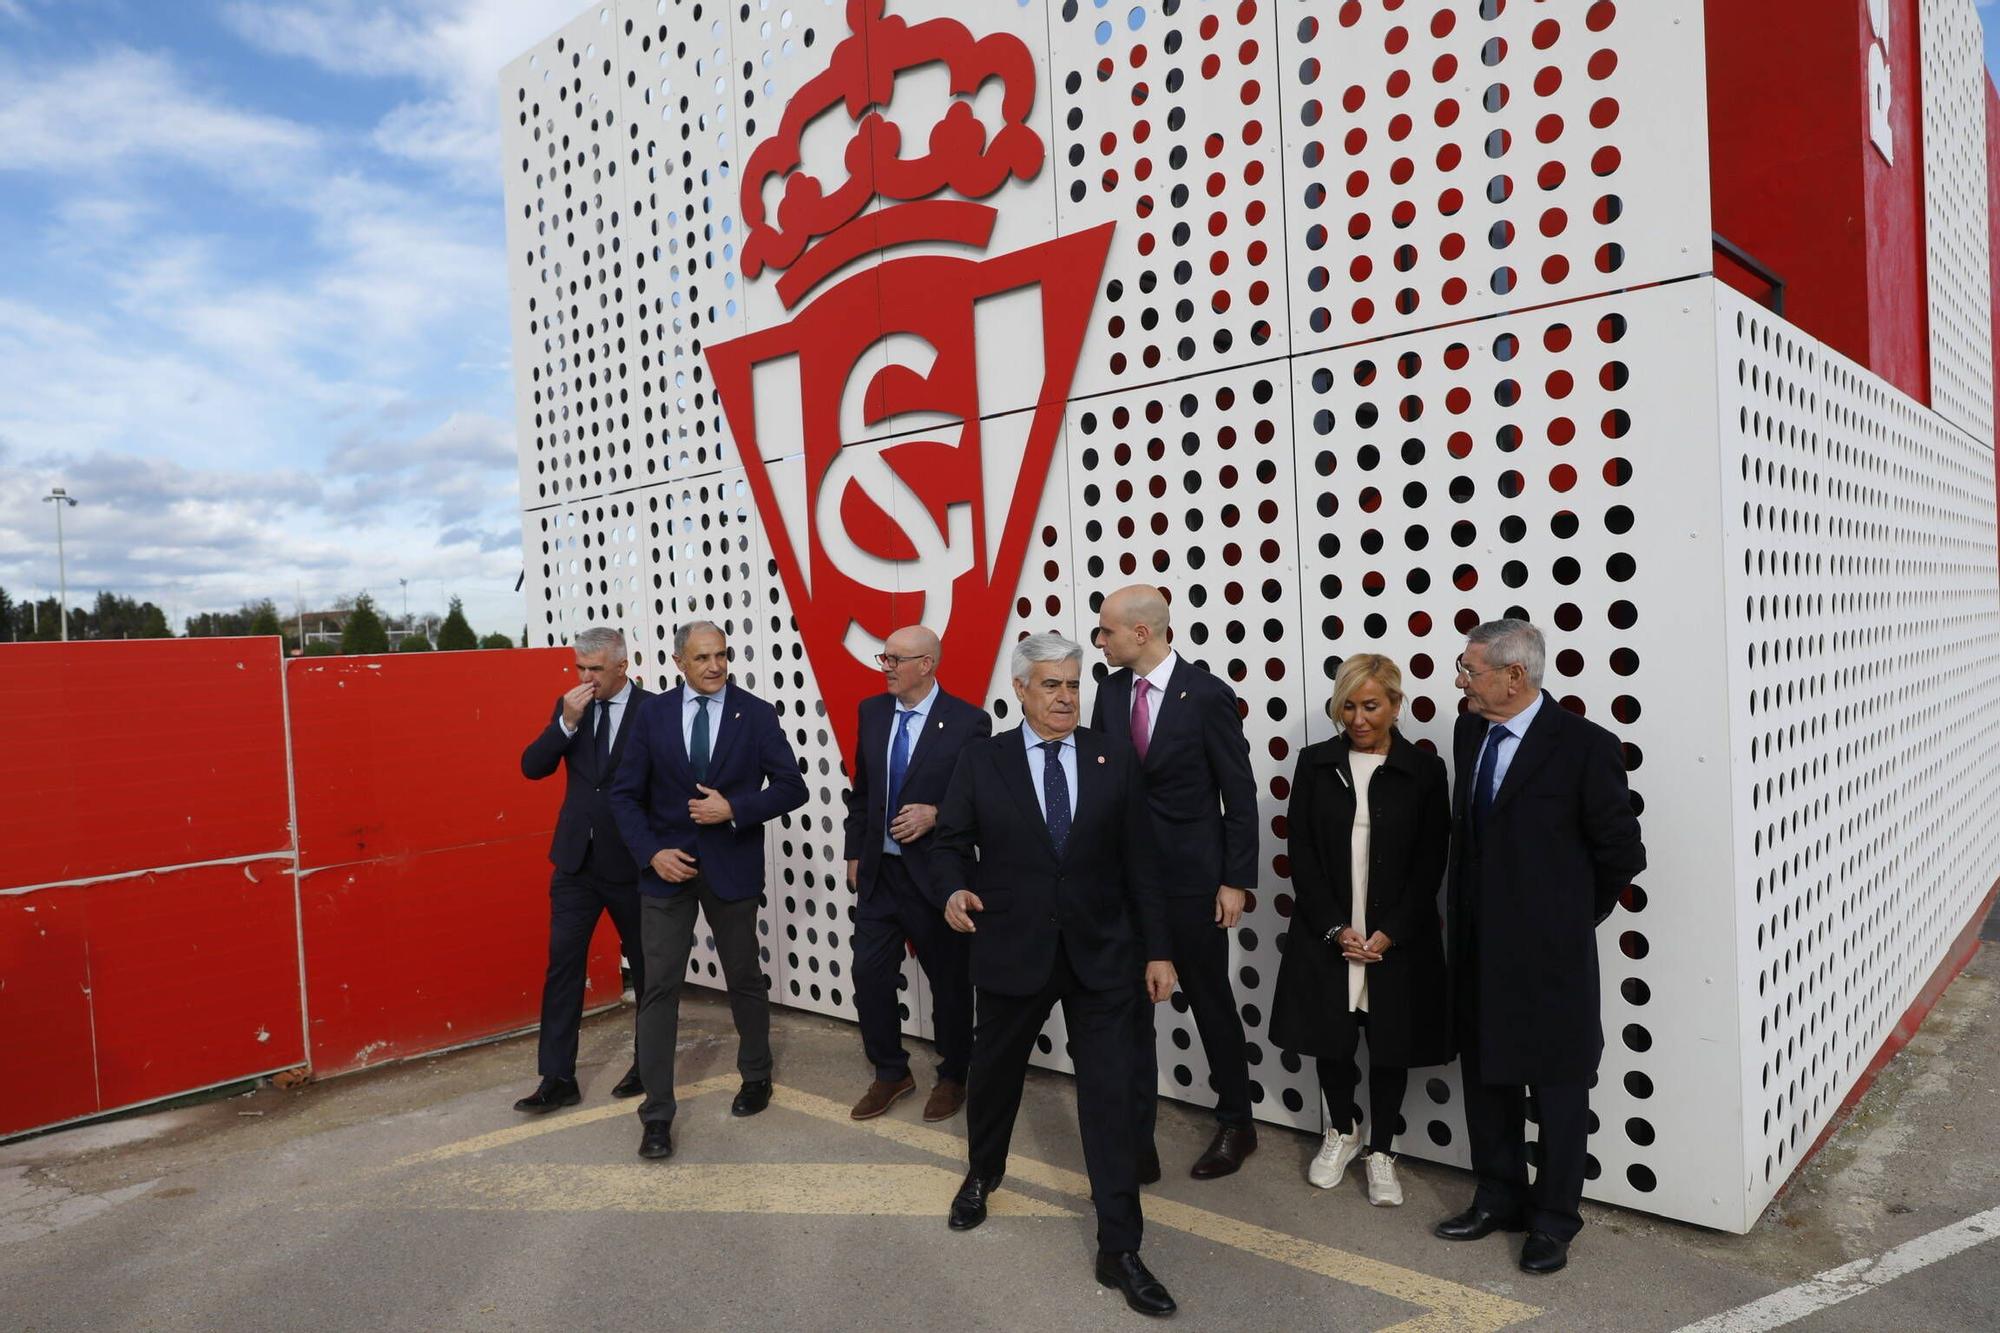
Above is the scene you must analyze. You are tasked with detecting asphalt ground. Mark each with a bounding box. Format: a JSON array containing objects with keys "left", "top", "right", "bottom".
[{"left": 3, "top": 941, "right": 1998, "bottom": 1332}]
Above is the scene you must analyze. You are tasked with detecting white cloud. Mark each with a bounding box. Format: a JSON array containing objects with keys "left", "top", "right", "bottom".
[
  {"left": 0, "top": 47, "right": 317, "bottom": 181},
  {"left": 224, "top": 0, "right": 594, "bottom": 185}
]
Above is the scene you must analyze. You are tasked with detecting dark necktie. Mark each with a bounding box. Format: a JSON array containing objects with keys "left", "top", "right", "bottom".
[
  {"left": 593, "top": 699, "right": 612, "bottom": 775},
  {"left": 691, "top": 695, "right": 712, "bottom": 783},
  {"left": 1040, "top": 740, "right": 1071, "bottom": 854},
  {"left": 1472, "top": 723, "right": 1506, "bottom": 833},
  {"left": 887, "top": 709, "right": 915, "bottom": 842},
  {"left": 1130, "top": 678, "right": 1154, "bottom": 763}
]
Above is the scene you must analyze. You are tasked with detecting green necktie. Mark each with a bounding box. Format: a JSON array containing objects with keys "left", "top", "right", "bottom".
[{"left": 691, "top": 694, "right": 712, "bottom": 783}]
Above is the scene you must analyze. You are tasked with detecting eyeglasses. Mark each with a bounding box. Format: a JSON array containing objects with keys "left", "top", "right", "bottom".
[
  {"left": 875, "top": 653, "right": 934, "bottom": 668},
  {"left": 1454, "top": 656, "right": 1514, "bottom": 680}
]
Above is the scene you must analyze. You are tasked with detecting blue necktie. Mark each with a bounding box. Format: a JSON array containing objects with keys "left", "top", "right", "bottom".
[
  {"left": 1472, "top": 723, "right": 1506, "bottom": 833},
  {"left": 593, "top": 699, "right": 612, "bottom": 775},
  {"left": 1040, "top": 740, "right": 1071, "bottom": 854},
  {"left": 886, "top": 709, "right": 914, "bottom": 845},
  {"left": 691, "top": 695, "right": 712, "bottom": 783}
]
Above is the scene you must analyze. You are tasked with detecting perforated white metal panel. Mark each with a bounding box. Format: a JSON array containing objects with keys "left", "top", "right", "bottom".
[
  {"left": 1920, "top": 0, "right": 1995, "bottom": 444},
  {"left": 1718, "top": 283, "right": 2000, "bottom": 1227},
  {"left": 1292, "top": 280, "right": 1742, "bottom": 1221},
  {"left": 1275, "top": 0, "right": 1711, "bottom": 353},
  {"left": 501, "top": 0, "right": 2000, "bottom": 1232}
]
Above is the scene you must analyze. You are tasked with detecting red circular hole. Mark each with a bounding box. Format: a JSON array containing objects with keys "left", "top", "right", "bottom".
[
  {"left": 1550, "top": 463, "right": 1578, "bottom": 492},
  {"left": 1541, "top": 254, "right": 1570, "bottom": 283},
  {"left": 1589, "top": 48, "right": 1618, "bottom": 79},
  {"left": 1540, "top": 207, "right": 1568, "bottom": 237},
  {"left": 1533, "top": 18, "right": 1561, "bottom": 49},
  {"left": 1590, "top": 96, "right": 1620, "bottom": 129}
]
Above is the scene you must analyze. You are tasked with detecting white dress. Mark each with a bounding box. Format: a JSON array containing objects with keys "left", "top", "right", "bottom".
[{"left": 1347, "top": 751, "right": 1388, "bottom": 1012}]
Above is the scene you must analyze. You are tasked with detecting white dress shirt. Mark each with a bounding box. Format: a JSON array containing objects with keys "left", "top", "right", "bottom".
[
  {"left": 559, "top": 679, "right": 633, "bottom": 750},
  {"left": 1480, "top": 690, "right": 1545, "bottom": 799},
  {"left": 1132, "top": 649, "right": 1178, "bottom": 735},
  {"left": 1023, "top": 725, "right": 1079, "bottom": 821},
  {"left": 883, "top": 682, "right": 940, "bottom": 856},
  {"left": 682, "top": 683, "right": 728, "bottom": 756}
]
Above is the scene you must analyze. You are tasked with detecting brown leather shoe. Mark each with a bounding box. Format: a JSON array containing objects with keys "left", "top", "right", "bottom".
[
  {"left": 1189, "top": 1124, "right": 1259, "bottom": 1179},
  {"left": 850, "top": 1074, "right": 916, "bottom": 1120},
  {"left": 923, "top": 1079, "right": 967, "bottom": 1122}
]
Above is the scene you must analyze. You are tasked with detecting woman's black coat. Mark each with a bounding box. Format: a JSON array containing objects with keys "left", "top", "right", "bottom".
[{"left": 1268, "top": 730, "right": 1453, "bottom": 1068}]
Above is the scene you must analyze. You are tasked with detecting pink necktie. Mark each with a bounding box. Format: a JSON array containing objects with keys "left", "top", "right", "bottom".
[{"left": 1131, "top": 677, "right": 1154, "bottom": 762}]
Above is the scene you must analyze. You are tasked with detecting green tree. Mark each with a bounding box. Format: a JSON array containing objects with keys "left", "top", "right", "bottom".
[
  {"left": 0, "top": 586, "right": 12, "bottom": 642},
  {"left": 397, "top": 633, "right": 434, "bottom": 652},
  {"left": 136, "top": 603, "right": 171, "bottom": 638},
  {"left": 248, "top": 601, "right": 284, "bottom": 638},
  {"left": 435, "top": 596, "right": 477, "bottom": 651},
  {"left": 478, "top": 632, "right": 515, "bottom": 650},
  {"left": 340, "top": 593, "right": 390, "bottom": 654},
  {"left": 302, "top": 640, "right": 342, "bottom": 657}
]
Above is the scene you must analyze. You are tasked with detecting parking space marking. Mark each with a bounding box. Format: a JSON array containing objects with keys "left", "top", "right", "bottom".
[
  {"left": 391, "top": 1075, "right": 736, "bottom": 1168},
  {"left": 400, "top": 1161, "right": 1078, "bottom": 1219},
  {"left": 770, "top": 1086, "right": 1542, "bottom": 1333},
  {"left": 1674, "top": 1202, "right": 2000, "bottom": 1332}
]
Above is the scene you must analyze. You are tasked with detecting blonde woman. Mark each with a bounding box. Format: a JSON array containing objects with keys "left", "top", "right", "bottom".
[{"left": 1270, "top": 654, "right": 1451, "bottom": 1206}]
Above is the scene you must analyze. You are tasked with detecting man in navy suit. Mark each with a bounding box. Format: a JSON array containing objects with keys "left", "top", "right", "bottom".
[
  {"left": 841, "top": 624, "right": 991, "bottom": 1123},
  {"left": 609, "top": 620, "right": 808, "bottom": 1159},
  {"left": 935, "top": 632, "right": 1180, "bottom": 1318},
  {"left": 1092, "top": 584, "right": 1261, "bottom": 1181},
  {"left": 514, "top": 626, "right": 651, "bottom": 1112},
  {"left": 1434, "top": 619, "right": 1645, "bottom": 1275}
]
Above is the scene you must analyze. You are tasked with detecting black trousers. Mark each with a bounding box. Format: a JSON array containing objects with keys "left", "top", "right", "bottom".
[
  {"left": 852, "top": 856, "right": 973, "bottom": 1084},
  {"left": 1458, "top": 965, "right": 1591, "bottom": 1240},
  {"left": 1136, "top": 893, "right": 1252, "bottom": 1140},
  {"left": 635, "top": 875, "right": 771, "bottom": 1126},
  {"left": 1314, "top": 1011, "right": 1408, "bottom": 1155},
  {"left": 968, "top": 943, "right": 1144, "bottom": 1253},
  {"left": 536, "top": 850, "right": 645, "bottom": 1081}
]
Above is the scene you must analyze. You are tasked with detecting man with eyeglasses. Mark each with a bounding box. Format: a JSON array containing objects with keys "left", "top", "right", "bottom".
[
  {"left": 1434, "top": 619, "right": 1646, "bottom": 1276},
  {"left": 840, "top": 625, "right": 991, "bottom": 1122}
]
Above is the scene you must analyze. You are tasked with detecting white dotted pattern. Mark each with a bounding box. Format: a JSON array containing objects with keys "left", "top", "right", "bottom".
[{"left": 1920, "top": 0, "right": 1994, "bottom": 444}]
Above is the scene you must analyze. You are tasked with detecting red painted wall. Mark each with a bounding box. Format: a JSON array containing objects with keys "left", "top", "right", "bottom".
[
  {"left": 1706, "top": 0, "right": 1927, "bottom": 401},
  {"left": 286, "top": 650, "right": 623, "bottom": 1077},
  {"left": 2, "top": 641, "right": 629, "bottom": 1139},
  {"left": 0, "top": 640, "right": 303, "bottom": 1138}
]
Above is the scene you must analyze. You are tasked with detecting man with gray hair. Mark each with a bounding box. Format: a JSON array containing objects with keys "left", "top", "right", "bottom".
[
  {"left": 935, "top": 631, "right": 1180, "bottom": 1317},
  {"left": 515, "top": 626, "right": 652, "bottom": 1112},
  {"left": 1434, "top": 619, "right": 1646, "bottom": 1276}
]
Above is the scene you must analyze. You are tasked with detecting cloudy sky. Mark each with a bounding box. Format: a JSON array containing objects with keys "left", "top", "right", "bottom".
[
  {"left": 1, "top": 2, "right": 1999, "bottom": 640},
  {"left": 0, "top": 0, "right": 594, "bottom": 638}
]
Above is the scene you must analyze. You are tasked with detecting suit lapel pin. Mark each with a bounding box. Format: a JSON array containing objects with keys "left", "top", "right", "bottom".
[
  {"left": 1097, "top": 755, "right": 1107, "bottom": 764},
  {"left": 1179, "top": 691, "right": 1187, "bottom": 700}
]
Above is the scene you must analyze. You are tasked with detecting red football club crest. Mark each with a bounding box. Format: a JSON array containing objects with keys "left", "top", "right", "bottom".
[{"left": 706, "top": 0, "right": 1113, "bottom": 771}]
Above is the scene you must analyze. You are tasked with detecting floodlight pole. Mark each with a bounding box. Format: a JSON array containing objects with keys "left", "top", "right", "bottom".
[{"left": 42, "top": 487, "right": 79, "bottom": 642}]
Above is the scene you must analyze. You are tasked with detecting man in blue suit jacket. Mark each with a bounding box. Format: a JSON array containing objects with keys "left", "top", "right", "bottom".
[
  {"left": 515, "top": 626, "right": 651, "bottom": 1112},
  {"left": 610, "top": 620, "right": 807, "bottom": 1160},
  {"left": 841, "top": 624, "right": 991, "bottom": 1123}
]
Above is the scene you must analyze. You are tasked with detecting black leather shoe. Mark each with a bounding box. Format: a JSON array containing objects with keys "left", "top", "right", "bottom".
[
  {"left": 1433, "top": 1204, "right": 1527, "bottom": 1241},
  {"left": 948, "top": 1172, "right": 1001, "bottom": 1231},
  {"left": 1520, "top": 1231, "right": 1570, "bottom": 1274},
  {"left": 1137, "top": 1145, "right": 1162, "bottom": 1186},
  {"left": 731, "top": 1078, "right": 774, "bottom": 1117},
  {"left": 637, "top": 1121, "right": 674, "bottom": 1160},
  {"left": 611, "top": 1064, "right": 644, "bottom": 1099},
  {"left": 1189, "top": 1124, "right": 1258, "bottom": 1180},
  {"left": 1095, "top": 1250, "right": 1176, "bottom": 1317},
  {"left": 512, "top": 1077, "right": 580, "bottom": 1114}
]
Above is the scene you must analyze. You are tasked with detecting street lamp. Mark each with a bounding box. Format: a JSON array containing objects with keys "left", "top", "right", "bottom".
[{"left": 42, "top": 487, "right": 78, "bottom": 642}]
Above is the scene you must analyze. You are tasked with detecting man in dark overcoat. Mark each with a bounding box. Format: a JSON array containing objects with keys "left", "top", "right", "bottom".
[{"left": 1434, "top": 619, "right": 1646, "bottom": 1275}]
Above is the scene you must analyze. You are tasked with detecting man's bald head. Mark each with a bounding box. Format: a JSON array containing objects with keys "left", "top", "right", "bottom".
[
  {"left": 880, "top": 624, "right": 941, "bottom": 704},
  {"left": 1094, "top": 584, "right": 1172, "bottom": 672},
  {"left": 1102, "top": 584, "right": 1171, "bottom": 636}
]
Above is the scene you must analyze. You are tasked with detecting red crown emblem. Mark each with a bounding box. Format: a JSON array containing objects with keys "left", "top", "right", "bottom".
[
  {"left": 709, "top": 0, "right": 1113, "bottom": 773},
  {"left": 740, "top": 0, "right": 1047, "bottom": 308}
]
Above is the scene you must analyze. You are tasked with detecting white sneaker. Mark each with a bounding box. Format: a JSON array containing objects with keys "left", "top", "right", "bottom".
[
  {"left": 1307, "top": 1128, "right": 1363, "bottom": 1189},
  {"left": 1365, "top": 1152, "right": 1403, "bottom": 1207}
]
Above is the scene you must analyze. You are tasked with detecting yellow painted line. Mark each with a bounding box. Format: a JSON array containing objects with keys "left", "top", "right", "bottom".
[
  {"left": 770, "top": 1086, "right": 1541, "bottom": 1333},
  {"left": 392, "top": 1075, "right": 737, "bottom": 1168},
  {"left": 396, "top": 1162, "right": 1077, "bottom": 1219}
]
